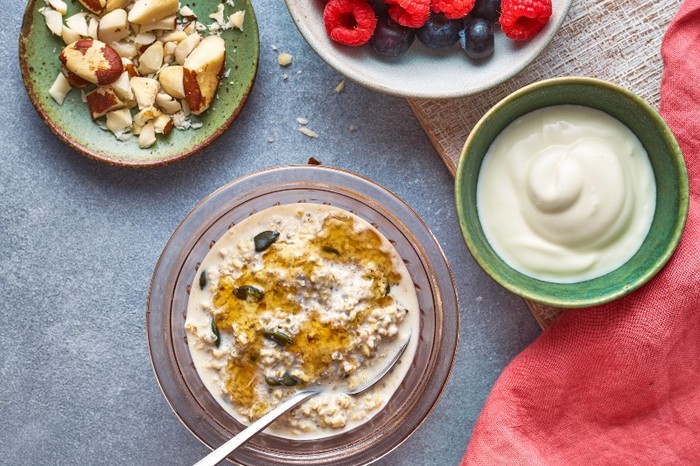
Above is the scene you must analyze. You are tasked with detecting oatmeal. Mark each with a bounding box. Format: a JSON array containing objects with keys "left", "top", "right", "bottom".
[{"left": 185, "top": 203, "right": 419, "bottom": 439}]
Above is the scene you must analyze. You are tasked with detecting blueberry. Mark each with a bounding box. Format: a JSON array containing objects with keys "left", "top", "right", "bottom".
[
  {"left": 416, "top": 14, "right": 463, "bottom": 50},
  {"left": 459, "top": 17, "right": 494, "bottom": 60},
  {"left": 370, "top": 16, "right": 415, "bottom": 57},
  {"left": 471, "top": 0, "right": 501, "bottom": 22},
  {"left": 368, "top": 0, "right": 389, "bottom": 15}
]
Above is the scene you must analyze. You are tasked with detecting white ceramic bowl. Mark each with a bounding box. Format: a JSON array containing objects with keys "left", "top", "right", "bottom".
[{"left": 285, "top": 0, "right": 573, "bottom": 99}]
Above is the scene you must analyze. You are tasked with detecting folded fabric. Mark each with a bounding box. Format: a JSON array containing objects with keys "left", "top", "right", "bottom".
[{"left": 461, "top": 2, "right": 700, "bottom": 464}]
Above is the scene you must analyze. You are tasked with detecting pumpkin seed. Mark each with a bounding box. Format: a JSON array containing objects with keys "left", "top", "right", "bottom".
[
  {"left": 263, "top": 329, "right": 293, "bottom": 346},
  {"left": 199, "top": 269, "right": 207, "bottom": 290},
  {"left": 265, "top": 372, "right": 299, "bottom": 387},
  {"left": 254, "top": 230, "right": 280, "bottom": 252},
  {"left": 211, "top": 318, "right": 220, "bottom": 347},
  {"left": 235, "top": 285, "right": 265, "bottom": 302}
]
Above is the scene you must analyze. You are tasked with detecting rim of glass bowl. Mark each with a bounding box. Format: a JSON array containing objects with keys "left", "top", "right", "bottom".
[{"left": 146, "top": 165, "right": 459, "bottom": 466}]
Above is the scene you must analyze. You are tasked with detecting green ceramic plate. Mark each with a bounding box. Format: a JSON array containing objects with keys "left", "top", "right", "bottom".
[
  {"left": 19, "top": 0, "right": 259, "bottom": 167},
  {"left": 455, "top": 77, "right": 689, "bottom": 308}
]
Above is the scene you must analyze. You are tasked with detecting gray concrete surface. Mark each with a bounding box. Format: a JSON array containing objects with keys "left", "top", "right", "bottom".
[{"left": 2, "top": 0, "right": 541, "bottom": 464}]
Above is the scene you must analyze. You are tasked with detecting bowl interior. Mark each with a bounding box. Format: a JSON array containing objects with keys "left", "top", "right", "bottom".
[
  {"left": 284, "top": 0, "right": 573, "bottom": 99},
  {"left": 147, "top": 165, "right": 458, "bottom": 465},
  {"left": 455, "top": 77, "right": 689, "bottom": 308}
]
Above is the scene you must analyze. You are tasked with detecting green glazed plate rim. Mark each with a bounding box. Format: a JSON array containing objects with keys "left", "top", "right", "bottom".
[
  {"left": 455, "top": 76, "right": 690, "bottom": 308},
  {"left": 19, "top": 0, "right": 260, "bottom": 168}
]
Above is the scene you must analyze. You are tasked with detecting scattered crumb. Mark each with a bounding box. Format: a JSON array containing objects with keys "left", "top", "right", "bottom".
[
  {"left": 278, "top": 52, "right": 293, "bottom": 67},
  {"left": 298, "top": 127, "right": 319, "bottom": 139},
  {"left": 335, "top": 80, "right": 345, "bottom": 94},
  {"left": 296, "top": 70, "right": 302, "bottom": 75},
  {"left": 267, "top": 137, "right": 275, "bottom": 143},
  {"left": 349, "top": 124, "right": 357, "bottom": 132},
  {"left": 476, "top": 296, "right": 483, "bottom": 302},
  {"left": 271, "top": 44, "right": 278, "bottom": 51},
  {"left": 281, "top": 73, "right": 288, "bottom": 80},
  {"left": 307, "top": 157, "right": 322, "bottom": 165},
  {"left": 226, "top": 0, "right": 235, "bottom": 6},
  {"left": 296, "top": 117, "right": 309, "bottom": 125}
]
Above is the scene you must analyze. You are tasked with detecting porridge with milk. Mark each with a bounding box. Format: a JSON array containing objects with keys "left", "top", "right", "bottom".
[{"left": 185, "top": 203, "right": 419, "bottom": 438}]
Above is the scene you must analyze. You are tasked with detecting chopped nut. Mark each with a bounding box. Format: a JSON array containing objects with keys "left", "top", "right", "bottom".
[
  {"left": 128, "top": 0, "right": 179, "bottom": 25},
  {"left": 85, "top": 86, "right": 124, "bottom": 118},
  {"left": 77, "top": 0, "right": 106, "bottom": 15},
  {"left": 174, "top": 32, "right": 201, "bottom": 65},
  {"left": 104, "top": 0, "right": 131, "bottom": 14},
  {"left": 138, "top": 120, "right": 156, "bottom": 148},
  {"left": 159, "top": 30, "right": 187, "bottom": 43},
  {"left": 49, "top": 73, "right": 72, "bottom": 105},
  {"left": 183, "top": 35, "right": 225, "bottom": 115},
  {"left": 65, "top": 13, "right": 89, "bottom": 37},
  {"left": 105, "top": 107, "right": 132, "bottom": 134},
  {"left": 87, "top": 17, "right": 99, "bottom": 39},
  {"left": 41, "top": 7, "right": 63, "bottom": 36},
  {"left": 277, "top": 52, "right": 293, "bottom": 67},
  {"left": 59, "top": 38, "right": 123, "bottom": 85},
  {"left": 139, "top": 15, "right": 177, "bottom": 32},
  {"left": 179, "top": 5, "right": 197, "bottom": 19},
  {"left": 133, "top": 106, "right": 161, "bottom": 126},
  {"left": 98, "top": 8, "right": 130, "bottom": 43},
  {"left": 130, "top": 76, "right": 159, "bottom": 108},
  {"left": 209, "top": 3, "right": 225, "bottom": 24},
  {"left": 298, "top": 127, "right": 319, "bottom": 139},
  {"left": 48, "top": 0, "right": 68, "bottom": 15},
  {"left": 153, "top": 114, "right": 173, "bottom": 134},
  {"left": 138, "top": 41, "right": 164, "bottom": 75},
  {"left": 296, "top": 117, "right": 308, "bottom": 125},
  {"left": 228, "top": 11, "right": 245, "bottom": 31},
  {"left": 335, "top": 79, "right": 345, "bottom": 94},
  {"left": 158, "top": 65, "right": 185, "bottom": 99},
  {"left": 60, "top": 26, "right": 81, "bottom": 46},
  {"left": 110, "top": 71, "right": 134, "bottom": 101},
  {"left": 155, "top": 92, "right": 181, "bottom": 114}
]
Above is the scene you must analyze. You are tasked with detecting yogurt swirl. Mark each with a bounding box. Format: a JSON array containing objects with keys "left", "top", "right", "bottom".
[{"left": 476, "top": 105, "right": 656, "bottom": 283}]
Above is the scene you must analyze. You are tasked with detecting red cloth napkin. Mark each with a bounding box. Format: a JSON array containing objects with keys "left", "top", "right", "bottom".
[{"left": 461, "top": 3, "right": 700, "bottom": 464}]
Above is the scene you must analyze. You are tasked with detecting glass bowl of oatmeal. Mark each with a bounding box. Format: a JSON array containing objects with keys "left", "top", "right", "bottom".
[{"left": 147, "top": 165, "right": 459, "bottom": 465}]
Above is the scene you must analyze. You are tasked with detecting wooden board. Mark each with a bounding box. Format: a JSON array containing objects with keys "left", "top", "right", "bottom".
[{"left": 408, "top": 0, "right": 680, "bottom": 328}]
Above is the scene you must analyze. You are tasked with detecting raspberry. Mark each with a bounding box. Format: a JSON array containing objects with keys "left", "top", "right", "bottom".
[
  {"left": 499, "top": 0, "right": 552, "bottom": 41},
  {"left": 385, "top": 0, "right": 431, "bottom": 28},
  {"left": 324, "top": 0, "right": 377, "bottom": 46},
  {"left": 431, "top": 0, "right": 475, "bottom": 20}
]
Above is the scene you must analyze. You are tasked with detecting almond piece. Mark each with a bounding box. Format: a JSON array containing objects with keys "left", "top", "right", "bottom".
[
  {"left": 174, "top": 33, "right": 200, "bottom": 65},
  {"left": 98, "top": 9, "right": 130, "bottom": 44},
  {"left": 128, "top": 0, "right": 179, "bottom": 25},
  {"left": 59, "top": 38, "right": 124, "bottom": 85},
  {"left": 77, "top": 0, "right": 106, "bottom": 15},
  {"left": 104, "top": 0, "right": 131, "bottom": 14},
  {"left": 183, "top": 35, "right": 225, "bottom": 115},
  {"left": 106, "top": 108, "right": 132, "bottom": 134},
  {"left": 138, "top": 41, "right": 164, "bottom": 75},
  {"left": 158, "top": 65, "right": 185, "bottom": 99},
  {"left": 130, "top": 76, "right": 159, "bottom": 108},
  {"left": 49, "top": 73, "right": 72, "bottom": 105},
  {"left": 86, "top": 86, "right": 124, "bottom": 119},
  {"left": 138, "top": 120, "right": 157, "bottom": 148}
]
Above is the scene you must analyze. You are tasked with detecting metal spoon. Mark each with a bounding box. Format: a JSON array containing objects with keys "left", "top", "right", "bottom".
[{"left": 193, "top": 334, "right": 412, "bottom": 466}]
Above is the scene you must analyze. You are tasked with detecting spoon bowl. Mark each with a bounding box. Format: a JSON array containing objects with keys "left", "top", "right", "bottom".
[{"left": 194, "top": 335, "right": 412, "bottom": 466}]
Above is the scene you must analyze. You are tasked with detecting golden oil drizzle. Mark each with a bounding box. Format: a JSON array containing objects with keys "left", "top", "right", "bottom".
[{"left": 212, "top": 212, "right": 402, "bottom": 413}]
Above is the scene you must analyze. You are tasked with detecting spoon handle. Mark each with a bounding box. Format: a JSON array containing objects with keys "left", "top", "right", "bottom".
[{"left": 193, "top": 388, "right": 322, "bottom": 466}]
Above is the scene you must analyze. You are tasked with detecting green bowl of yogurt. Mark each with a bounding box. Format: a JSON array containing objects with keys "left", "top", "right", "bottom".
[{"left": 455, "top": 77, "right": 689, "bottom": 308}]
